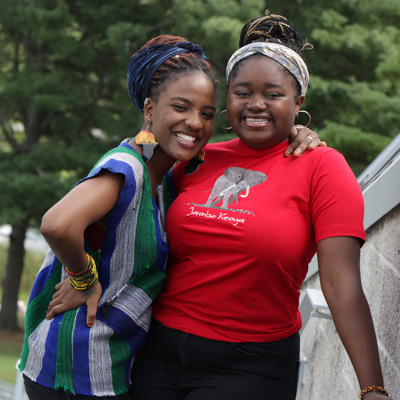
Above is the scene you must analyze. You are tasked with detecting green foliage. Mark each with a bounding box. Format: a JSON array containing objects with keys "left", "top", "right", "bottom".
[
  {"left": 267, "top": 0, "right": 400, "bottom": 172},
  {"left": 319, "top": 121, "right": 391, "bottom": 176},
  {"left": 0, "top": 0, "right": 144, "bottom": 230},
  {"left": 0, "top": 137, "right": 113, "bottom": 226}
]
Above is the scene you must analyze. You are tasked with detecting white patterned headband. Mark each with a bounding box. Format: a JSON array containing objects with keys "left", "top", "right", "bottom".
[{"left": 226, "top": 42, "right": 309, "bottom": 96}]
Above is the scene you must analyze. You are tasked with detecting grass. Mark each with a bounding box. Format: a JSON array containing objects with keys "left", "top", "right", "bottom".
[{"left": 0, "top": 243, "right": 45, "bottom": 384}]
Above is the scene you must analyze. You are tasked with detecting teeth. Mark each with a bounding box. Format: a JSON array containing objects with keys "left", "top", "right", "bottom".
[
  {"left": 176, "top": 133, "right": 196, "bottom": 143},
  {"left": 246, "top": 118, "right": 269, "bottom": 124}
]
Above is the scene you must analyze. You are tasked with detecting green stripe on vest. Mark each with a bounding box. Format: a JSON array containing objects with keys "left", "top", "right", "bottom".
[
  {"left": 110, "top": 331, "right": 131, "bottom": 395},
  {"left": 55, "top": 309, "right": 78, "bottom": 393}
]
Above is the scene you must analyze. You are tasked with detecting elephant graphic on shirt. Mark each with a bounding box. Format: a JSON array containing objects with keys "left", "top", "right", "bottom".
[
  {"left": 205, "top": 167, "right": 267, "bottom": 209},
  {"left": 204, "top": 167, "right": 245, "bottom": 207}
]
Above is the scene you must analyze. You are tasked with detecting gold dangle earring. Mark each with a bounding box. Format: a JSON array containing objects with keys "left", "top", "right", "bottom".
[{"left": 134, "top": 115, "right": 159, "bottom": 162}]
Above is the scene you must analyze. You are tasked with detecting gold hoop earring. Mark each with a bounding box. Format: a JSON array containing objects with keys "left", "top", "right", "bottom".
[
  {"left": 217, "top": 110, "right": 232, "bottom": 130},
  {"left": 294, "top": 110, "right": 311, "bottom": 128}
]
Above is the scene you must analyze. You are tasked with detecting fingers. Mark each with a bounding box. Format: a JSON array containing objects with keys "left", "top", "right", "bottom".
[
  {"left": 285, "top": 126, "right": 326, "bottom": 157},
  {"left": 51, "top": 290, "right": 61, "bottom": 302},
  {"left": 85, "top": 281, "right": 102, "bottom": 328},
  {"left": 46, "top": 304, "right": 66, "bottom": 320},
  {"left": 46, "top": 278, "right": 85, "bottom": 321},
  {"left": 305, "top": 133, "right": 320, "bottom": 151},
  {"left": 285, "top": 126, "right": 301, "bottom": 156},
  {"left": 285, "top": 128, "right": 314, "bottom": 157},
  {"left": 45, "top": 278, "right": 102, "bottom": 328},
  {"left": 46, "top": 288, "right": 63, "bottom": 317},
  {"left": 86, "top": 301, "right": 98, "bottom": 327}
]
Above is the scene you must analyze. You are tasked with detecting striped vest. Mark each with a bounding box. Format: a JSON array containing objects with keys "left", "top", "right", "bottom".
[{"left": 19, "top": 141, "right": 175, "bottom": 396}]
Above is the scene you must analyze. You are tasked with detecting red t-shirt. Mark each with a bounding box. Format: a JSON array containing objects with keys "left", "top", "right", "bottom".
[{"left": 153, "top": 139, "right": 366, "bottom": 342}]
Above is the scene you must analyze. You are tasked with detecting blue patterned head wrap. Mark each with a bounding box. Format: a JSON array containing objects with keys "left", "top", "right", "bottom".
[
  {"left": 127, "top": 41, "right": 207, "bottom": 112},
  {"left": 226, "top": 42, "right": 309, "bottom": 96}
]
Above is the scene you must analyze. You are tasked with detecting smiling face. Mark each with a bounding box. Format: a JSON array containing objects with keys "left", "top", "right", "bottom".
[
  {"left": 145, "top": 71, "right": 216, "bottom": 162},
  {"left": 226, "top": 55, "right": 304, "bottom": 150}
]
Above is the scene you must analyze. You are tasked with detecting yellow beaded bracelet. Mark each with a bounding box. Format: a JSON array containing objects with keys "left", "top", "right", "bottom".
[
  {"left": 65, "top": 254, "right": 99, "bottom": 291},
  {"left": 360, "top": 385, "right": 388, "bottom": 399}
]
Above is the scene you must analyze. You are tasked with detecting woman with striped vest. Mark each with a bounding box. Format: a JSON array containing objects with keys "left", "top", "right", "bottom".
[{"left": 19, "top": 35, "right": 218, "bottom": 399}]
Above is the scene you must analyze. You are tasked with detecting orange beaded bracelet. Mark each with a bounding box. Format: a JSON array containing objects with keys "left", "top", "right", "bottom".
[{"left": 360, "top": 385, "right": 388, "bottom": 399}]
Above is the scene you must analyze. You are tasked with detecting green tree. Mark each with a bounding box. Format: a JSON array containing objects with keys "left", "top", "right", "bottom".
[{"left": 260, "top": 0, "right": 399, "bottom": 174}]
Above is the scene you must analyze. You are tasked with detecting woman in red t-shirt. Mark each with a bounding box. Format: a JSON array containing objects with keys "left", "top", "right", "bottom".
[{"left": 130, "top": 12, "right": 391, "bottom": 400}]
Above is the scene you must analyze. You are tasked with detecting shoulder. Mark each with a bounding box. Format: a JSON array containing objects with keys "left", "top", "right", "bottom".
[
  {"left": 306, "top": 147, "right": 361, "bottom": 197},
  {"left": 95, "top": 141, "right": 143, "bottom": 169},
  {"left": 296, "top": 146, "right": 352, "bottom": 173},
  {"left": 88, "top": 141, "right": 144, "bottom": 178},
  {"left": 76, "top": 141, "right": 145, "bottom": 190},
  {"left": 286, "top": 147, "right": 359, "bottom": 193},
  {"left": 301, "top": 146, "right": 345, "bottom": 161}
]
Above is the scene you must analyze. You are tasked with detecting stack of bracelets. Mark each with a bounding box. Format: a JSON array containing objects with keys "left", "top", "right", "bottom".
[
  {"left": 65, "top": 253, "right": 99, "bottom": 290},
  {"left": 360, "top": 385, "right": 389, "bottom": 399}
]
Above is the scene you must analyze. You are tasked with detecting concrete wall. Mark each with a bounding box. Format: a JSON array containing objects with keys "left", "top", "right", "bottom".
[{"left": 297, "top": 203, "right": 400, "bottom": 400}]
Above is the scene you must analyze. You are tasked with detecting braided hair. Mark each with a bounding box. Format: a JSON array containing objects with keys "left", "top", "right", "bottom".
[
  {"left": 233, "top": 11, "right": 312, "bottom": 96},
  {"left": 139, "top": 35, "right": 217, "bottom": 105},
  {"left": 239, "top": 11, "right": 312, "bottom": 58}
]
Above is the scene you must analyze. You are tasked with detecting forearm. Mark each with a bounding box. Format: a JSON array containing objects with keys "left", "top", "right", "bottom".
[
  {"left": 317, "top": 237, "right": 386, "bottom": 393},
  {"left": 323, "top": 285, "right": 384, "bottom": 389}
]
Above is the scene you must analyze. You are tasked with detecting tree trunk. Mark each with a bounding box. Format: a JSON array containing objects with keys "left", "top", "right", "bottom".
[{"left": 0, "top": 220, "right": 28, "bottom": 331}]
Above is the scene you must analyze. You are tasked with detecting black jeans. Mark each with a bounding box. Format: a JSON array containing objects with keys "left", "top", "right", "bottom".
[
  {"left": 23, "top": 375, "right": 132, "bottom": 400},
  {"left": 130, "top": 319, "right": 300, "bottom": 400}
]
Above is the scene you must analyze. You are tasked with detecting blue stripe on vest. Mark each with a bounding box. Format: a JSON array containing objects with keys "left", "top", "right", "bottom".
[
  {"left": 96, "top": 306, "right": 148, "bottom": 351},
  {"left": 73, "top": 308, "right": 92, "bottom": 395},
  {"left": 36, "top": 315, "right": 63, "bottom": 387}
]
